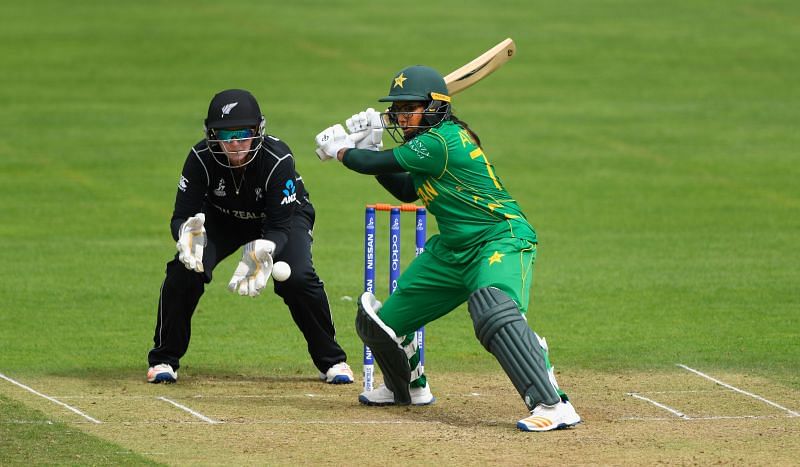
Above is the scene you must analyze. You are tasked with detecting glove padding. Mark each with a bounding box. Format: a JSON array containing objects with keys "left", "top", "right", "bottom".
[
  {"left": 227, "top": 239, "right": 276, "bottom": 297},
  {"left": 346, "top": 108, "right": 384, "bottom": 151},
  {"left": 314, "top": 124, "right": 355, "bottom": 161},
  {"left": 176, "top": 213, "right": 206, "bottom": 273}
]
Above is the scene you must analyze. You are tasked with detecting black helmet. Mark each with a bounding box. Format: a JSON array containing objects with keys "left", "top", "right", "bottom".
[
  {"left": 379, "top": 66, "right": 451, "bottom": 143},
  {"left": 205, "top": 89, "right": 263, "bottom": 129},
  {"left": 204, "top": 89, "right": 265, "bottom": 168}
]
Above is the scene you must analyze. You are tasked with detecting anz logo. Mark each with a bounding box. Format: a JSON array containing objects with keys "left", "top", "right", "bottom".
[{"left": 281, "top": 179, "right": 297, "bottom": 205}]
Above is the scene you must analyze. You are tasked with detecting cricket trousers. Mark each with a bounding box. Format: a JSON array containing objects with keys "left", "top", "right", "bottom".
[{"left": 148, "top": 202, "right": 347, "bottom": 373}]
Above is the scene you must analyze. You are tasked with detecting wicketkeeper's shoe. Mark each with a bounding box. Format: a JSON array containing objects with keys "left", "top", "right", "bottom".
[
  {"left": 358, "top": 383, "right": 435, "bottom": 406},
  {"left": 517, "top": 400, "right": 581, "bottom": 432},
  {"left": 318, "top": 362, "right": 354, "bottom": 384},
  {"left": 146, "top": 363, "right": 177, "bottom": 384}
]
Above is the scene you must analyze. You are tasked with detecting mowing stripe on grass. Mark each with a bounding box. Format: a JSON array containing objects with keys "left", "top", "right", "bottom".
[
  {"left": 0, "top": 373, "right": 102, "bottom": 424},
  {"left": 626, "top": 392, "right": 690, "bottom": 419},
  {"left": 677, "top": 364, "right": 800, "bottom": 417},
  {"left": 157, "top": 396, "right": 221, "bottom": 424}
]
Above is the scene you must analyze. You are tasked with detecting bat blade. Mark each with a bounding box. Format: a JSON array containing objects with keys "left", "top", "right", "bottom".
[{"left": 444, "top": 38, "right": 516, "bottom": 95}]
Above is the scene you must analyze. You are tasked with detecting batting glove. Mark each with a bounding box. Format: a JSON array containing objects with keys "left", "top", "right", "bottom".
[
  {"left": 347, "top": 108, "right": 383, "bottom": 151},
  {"left": 314, "top": 124, "right": 355, "bottom": 161},
  {"left": 227, "top": 239, "right": 275, "bottom": 297},
  {"left": 176, "top": 213, "right": 206, "bottom": 273}
]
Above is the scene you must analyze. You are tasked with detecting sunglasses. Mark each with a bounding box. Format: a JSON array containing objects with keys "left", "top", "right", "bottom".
[{"left": 216, "top": 128, "right": 255, "bottom": 141}]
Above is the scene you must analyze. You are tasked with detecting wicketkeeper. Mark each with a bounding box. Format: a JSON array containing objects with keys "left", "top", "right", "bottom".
[
  {"left": 314, "top": 66, "right": 581, "bottom": 431},
  {"left": 147, "top": 89, "right": 353, "bottom": 385}
]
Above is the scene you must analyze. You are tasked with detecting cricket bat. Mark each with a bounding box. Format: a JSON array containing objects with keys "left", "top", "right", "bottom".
[{"left": 444, "top": 38, "right": 516, "bottom": 95}]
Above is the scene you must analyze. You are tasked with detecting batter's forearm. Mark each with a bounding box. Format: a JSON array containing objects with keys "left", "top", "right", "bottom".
[{"left": 341, "top": 148, "right": 405, "bottom": 175}]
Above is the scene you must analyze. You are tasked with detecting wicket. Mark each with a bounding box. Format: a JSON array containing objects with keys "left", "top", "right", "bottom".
[{"left": 363, "top": 203, "right": 427, "bottom": 392}]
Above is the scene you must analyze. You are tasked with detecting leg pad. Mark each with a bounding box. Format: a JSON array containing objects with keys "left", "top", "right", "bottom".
[
  {"left": 356, "top": 293, "right": 411, "bottom": 405},
  {"left": 468, "top": 287, "right": 561, "bottom": 409}
]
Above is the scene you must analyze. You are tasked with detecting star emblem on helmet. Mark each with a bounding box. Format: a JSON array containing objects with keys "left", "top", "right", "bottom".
[{"left": 393, "top": 73, "right": 407, "bottom": 88}]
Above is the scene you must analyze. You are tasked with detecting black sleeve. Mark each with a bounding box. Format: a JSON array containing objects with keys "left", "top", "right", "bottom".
[
  {"left": 260, "top": 153, "right": 297, "bottom": 255},
  {"left": 375, "top": 173, "right": 418, "bottom": 203},
  {"left": 170, "top": 149, "right": 209, "bottom": 241},
  {"left": 341, "top": 148, "right": 405, "bottom": 174}
]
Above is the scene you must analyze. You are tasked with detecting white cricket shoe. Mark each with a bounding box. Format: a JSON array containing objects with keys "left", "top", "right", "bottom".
[
  {"left": 147, "top": 363, "right": 177, "bottom": 384},
  {"left": 517, "top": 400, "right": 581, "bottom": 432},
  {"left": 358, "top": 383, "right": 435, "bottom": 406},
  {"left": 319, "top": 362, "right": 354, "bottom": 384}
]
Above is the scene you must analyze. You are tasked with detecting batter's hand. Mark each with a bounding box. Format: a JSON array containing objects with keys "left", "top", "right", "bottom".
[
  {"left": 227, "top": 239, "right": 275, "bottom": 297},
  {"left": 347, "top": 108, "right": 383, "bottom": 151},
  {"left": 314, "top": 124, "right": 355, "bottom": 161},
  {"left": 176, "top": 213, "right": 206, "bottom": 273}
]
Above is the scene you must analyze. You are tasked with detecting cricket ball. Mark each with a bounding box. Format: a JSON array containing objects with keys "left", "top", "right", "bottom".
[{"left": 272, "top": 261, "right": 291, "bottom": 282}]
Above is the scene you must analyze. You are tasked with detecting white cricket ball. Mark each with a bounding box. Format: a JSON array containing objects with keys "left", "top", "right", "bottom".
[{"left": 272, "top": 261, "right": 291, "bottom": 282}]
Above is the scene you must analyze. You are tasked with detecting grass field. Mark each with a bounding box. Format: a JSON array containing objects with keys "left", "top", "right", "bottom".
[{"left": 1, "top": 0, "right": 798, "bottom": 465}]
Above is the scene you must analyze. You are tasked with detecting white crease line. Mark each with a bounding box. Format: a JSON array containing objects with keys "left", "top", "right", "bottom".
[
  {"left": 1, "top": 420, "right": 55, "bottom": 424},
  {"left": 4, "top": 419, "right": 448, "bottom": 426},
  {"left": 621, "top": 414, "right": 794, "bottom": 421},
  {"left": 677, "top": 364, "right": 800, "bottom": 417},
  {"left": 0, "top": 373, "right": 102, "bottom": 424},
  {"left": 157, "top": 396, "right": 221, "bottom": 424},
  {"left": 627, "top": 392, "right": 690, "bottom": 419}
]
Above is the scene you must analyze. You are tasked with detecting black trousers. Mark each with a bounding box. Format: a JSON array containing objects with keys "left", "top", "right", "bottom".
[{"left": 148, "top": 202, "right": 347, "bottom": 373}]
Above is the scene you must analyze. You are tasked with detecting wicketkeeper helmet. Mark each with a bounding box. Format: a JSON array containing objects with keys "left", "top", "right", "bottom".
[{"left": 204, "top": 89, "right": 266, "bottom": 168}]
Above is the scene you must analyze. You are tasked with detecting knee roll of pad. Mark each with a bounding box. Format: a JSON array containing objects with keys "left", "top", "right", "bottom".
[
  {"left": 468, "top": 287, "right": 561, "bottom": 409},
  {"left": 355, "top": 295, "right": 412, "bottom": 405}
]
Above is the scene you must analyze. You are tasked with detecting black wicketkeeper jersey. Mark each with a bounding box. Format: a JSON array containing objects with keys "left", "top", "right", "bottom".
[{"left": 170, "top": 134, "right": 308, "bottom": 254}]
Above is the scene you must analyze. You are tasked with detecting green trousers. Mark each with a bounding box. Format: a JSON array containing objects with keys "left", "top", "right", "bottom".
[{"left": 377, "top": 235, "right": 537, "bottom": 387}]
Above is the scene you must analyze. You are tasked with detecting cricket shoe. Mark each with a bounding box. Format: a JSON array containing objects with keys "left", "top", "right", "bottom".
[
  {"left": 319, "top": 362, "right": 354, "bottom": 384},
  {"left": 147, "top": 363, "right": 177, "bottom": 384},
  {"left": 517, "top": 400, "right": 581, "bottom": 432},
  {"left": 358, "top": 383, "right": 435, "bottom": 406}
]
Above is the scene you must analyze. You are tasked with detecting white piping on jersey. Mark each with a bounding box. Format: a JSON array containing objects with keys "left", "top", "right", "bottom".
[
  {"left": 191, "top": 146, "right": 211, "bottom": 187},
  {"left": 261, "top": 146, "right": 292, "bottom": 193}
]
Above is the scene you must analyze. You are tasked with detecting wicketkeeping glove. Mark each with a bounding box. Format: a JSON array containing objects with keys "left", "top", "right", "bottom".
[
  {"left": 176, "top": 213, "right": 206, "bottom": 273},
  {"left": 346, "top": 108, "right": 384, "bottom": 151},
  {"left": 314, "top": 124, "right": 355, "bottom": 161},
  {"left": 227, "top": 239, "right": 275, "bottom": 297}
]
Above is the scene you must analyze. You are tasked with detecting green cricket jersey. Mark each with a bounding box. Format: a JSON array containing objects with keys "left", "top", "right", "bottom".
[{"left": 393, "top": 120, "right": 536, "bottom": 250}]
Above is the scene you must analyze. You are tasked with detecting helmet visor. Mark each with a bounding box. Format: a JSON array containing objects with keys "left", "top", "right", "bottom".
[{"left": 216, "top": 128, "right": 255, "bottom": 141}]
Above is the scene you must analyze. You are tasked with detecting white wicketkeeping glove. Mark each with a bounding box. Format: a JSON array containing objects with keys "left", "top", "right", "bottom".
[
  {"left": 176, "top": 213, "right": 206, "bottom": 273},
  {"left": 346, "top": 108, "right": 384, "bottom": 151},
  {"left": 314, "top": 124, "right": 355, "bottom": 161},
  {"left": 227, "top": 239, "right": 275, "bottom": 297}
]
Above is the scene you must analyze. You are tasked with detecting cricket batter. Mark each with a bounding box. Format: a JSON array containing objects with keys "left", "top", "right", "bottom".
[
  {"left": 147, "top": 89, "right": 353, "bottom": 385},
  {"left": 314, "top": 66, "right": 581, "bottom": 431}
]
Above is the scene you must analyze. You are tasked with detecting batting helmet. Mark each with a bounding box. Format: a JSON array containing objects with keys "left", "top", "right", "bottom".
[{"left": 379, "top": 66, "right": 451, "bottom": 142}]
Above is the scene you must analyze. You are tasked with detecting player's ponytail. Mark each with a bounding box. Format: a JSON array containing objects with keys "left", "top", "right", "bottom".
[{"left": 450, "top": 114, "right": 482, "bottom": 148}]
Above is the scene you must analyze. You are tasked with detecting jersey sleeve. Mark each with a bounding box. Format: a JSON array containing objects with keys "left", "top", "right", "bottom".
[
  {"left": 170, "top": 148, "right": 210, "bottom": 241},
  {"left": 392, "top": 130, "right": 447, "bottom": 177},
  {"left": 260, "top": 148, "right": 297, "bottom": 255},
  {"left": 342, "top": 148, "right": 405, "bottom": 174}
]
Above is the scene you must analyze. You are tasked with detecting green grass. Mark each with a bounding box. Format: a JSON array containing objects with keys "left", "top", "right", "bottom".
[
  {"left": 0, "top": 395, "right": 160, "bottom": 465},
  {"left": 1, "top": 0, "right": 798, "bottom": 458}
]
